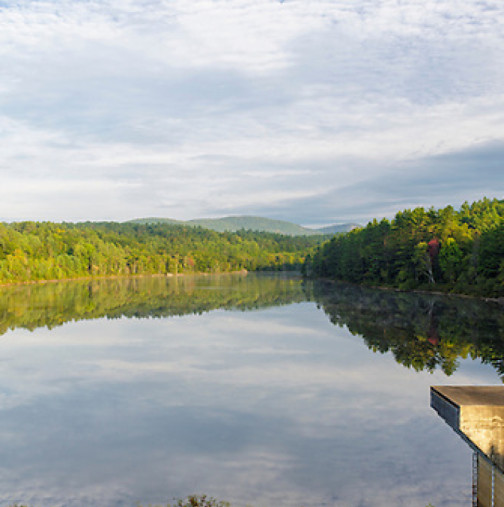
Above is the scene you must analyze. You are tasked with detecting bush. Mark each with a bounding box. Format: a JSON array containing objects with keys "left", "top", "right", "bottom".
[{"left": 137, "top": 495, "right": 231, "bottom": 507}]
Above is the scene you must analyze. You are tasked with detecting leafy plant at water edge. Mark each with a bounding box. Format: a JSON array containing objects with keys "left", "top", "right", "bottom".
[{"left": 136, "top": 495, "right": 230, "bottom": 507}]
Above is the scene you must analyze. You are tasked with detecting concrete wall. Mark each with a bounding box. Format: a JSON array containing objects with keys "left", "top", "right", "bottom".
[{"left": 430, "top": 388, "right": 459, "bottom": 430}]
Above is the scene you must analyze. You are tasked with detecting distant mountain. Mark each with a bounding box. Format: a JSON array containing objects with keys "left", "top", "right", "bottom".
[
  {"left": 126, "top": 217, "right": 182, "bottom": 225},
  {"left": 314, "top": 223, "right": 361, "bottom": 234},
  {"left": 127, "top": 216, "right": 360, "bottom": 236},
  {"left": 189, "top": 216, "right": 318, "bottom": 235}
]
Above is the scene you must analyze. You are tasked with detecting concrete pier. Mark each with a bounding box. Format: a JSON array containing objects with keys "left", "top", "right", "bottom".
[{"left": 431, "top": 386, "right": 504, "bottom": 507}]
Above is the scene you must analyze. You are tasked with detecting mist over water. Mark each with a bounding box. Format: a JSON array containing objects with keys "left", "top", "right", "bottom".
[{"left": 0, "top": 274, "right": 501, "bottom": 506}]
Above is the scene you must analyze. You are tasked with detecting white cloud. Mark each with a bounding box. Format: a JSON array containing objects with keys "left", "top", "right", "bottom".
[{"left": 0, "top": 0, "right": 503, "bottom": 222}]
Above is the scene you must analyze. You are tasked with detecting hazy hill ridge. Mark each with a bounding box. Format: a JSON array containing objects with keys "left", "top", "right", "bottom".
[
  {"left": 316, "top": 223, "right": 361, "bottom": 234},
  {"left": 127, "top": 216, "right": 359, "bottom": 236}
]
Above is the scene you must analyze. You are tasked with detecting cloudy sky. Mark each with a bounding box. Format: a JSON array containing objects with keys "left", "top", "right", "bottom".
[{"left": 0, "top": 0, "right": 503, "bottom": 226}]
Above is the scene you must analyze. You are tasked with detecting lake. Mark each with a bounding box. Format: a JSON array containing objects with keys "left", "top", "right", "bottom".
[{"left": 0, "top": 273, "right": 503, "bottom": 507}]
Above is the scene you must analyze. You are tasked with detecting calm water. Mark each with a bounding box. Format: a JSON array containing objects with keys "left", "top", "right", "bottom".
[{"left": 0, "top": 273, "right": 503, "bottom": 507}]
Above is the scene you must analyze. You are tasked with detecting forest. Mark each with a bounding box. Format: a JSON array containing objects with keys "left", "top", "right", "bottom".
[
  {"left": 0, "top": 221, "right": 324, "bottom": 284},
  {"left": 2, "top": 197, "right": 503, "bottom": 295},
  {"left": 307, "top": 197, "right": 504, "bottom": 297}
]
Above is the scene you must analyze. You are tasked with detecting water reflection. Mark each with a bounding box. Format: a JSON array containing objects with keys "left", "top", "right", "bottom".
[
  {"left": 310, "top": 281, "right": 504, "bottom": 380},
  {"left": 2, "top": 276, "right": 504, "bottom": 380},
  {"left": 1, "top": 275, "right": 504, "bottom": 506},
  {"left": 431, "top": 386, "right": 504, "bottom": 507},
  {"left": 0, "top": 273, "right": 305, "bottom": 336}
]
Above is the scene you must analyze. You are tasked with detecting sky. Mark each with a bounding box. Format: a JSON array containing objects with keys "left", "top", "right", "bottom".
[{"left": 0, "top": 0, "right": 503, "bottom": 227}]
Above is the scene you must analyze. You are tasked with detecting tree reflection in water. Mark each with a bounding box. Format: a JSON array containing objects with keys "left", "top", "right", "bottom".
[
  {"left": 2, "top": 274, "right": 504, "bottom": 379},
  {"left": 0, "top": 273, "right": 305, "bottom": 336},
  {"left": 308, "top": 280, "right": 504, "bottom": 380}
]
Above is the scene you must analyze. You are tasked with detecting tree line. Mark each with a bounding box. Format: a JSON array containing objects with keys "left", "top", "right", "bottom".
[
  {"left": 0, "top": 221, "right": 324, "bottom": 284},
  {"left": 307, "top": 197, "right": 504, "bottom": 297}
]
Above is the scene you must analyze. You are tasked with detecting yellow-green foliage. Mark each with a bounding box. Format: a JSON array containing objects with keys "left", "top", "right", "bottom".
[{"left": 0, "top": 222, "right": 323, "bottom": 284}]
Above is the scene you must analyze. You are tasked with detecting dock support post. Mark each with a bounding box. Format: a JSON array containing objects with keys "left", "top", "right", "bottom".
[
  {"left": 472, "top": 451, "right": 478, "bottom": 507},
  {"left": 492, "top": 462, "right": 496, "bottom": 507}
]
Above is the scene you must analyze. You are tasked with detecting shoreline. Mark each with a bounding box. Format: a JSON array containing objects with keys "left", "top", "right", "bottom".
[
  {"left": 313, "top": 277, "right": 504, "bottom": 305},
  {"left": 3, "top": 270, "right": 501, "bottom": 305},
  {"left": 0, "top": 269, "right": 249, "bottom": 288},
  {"left": 372, "top": 284, "right": 504, "bottom": 305}
]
